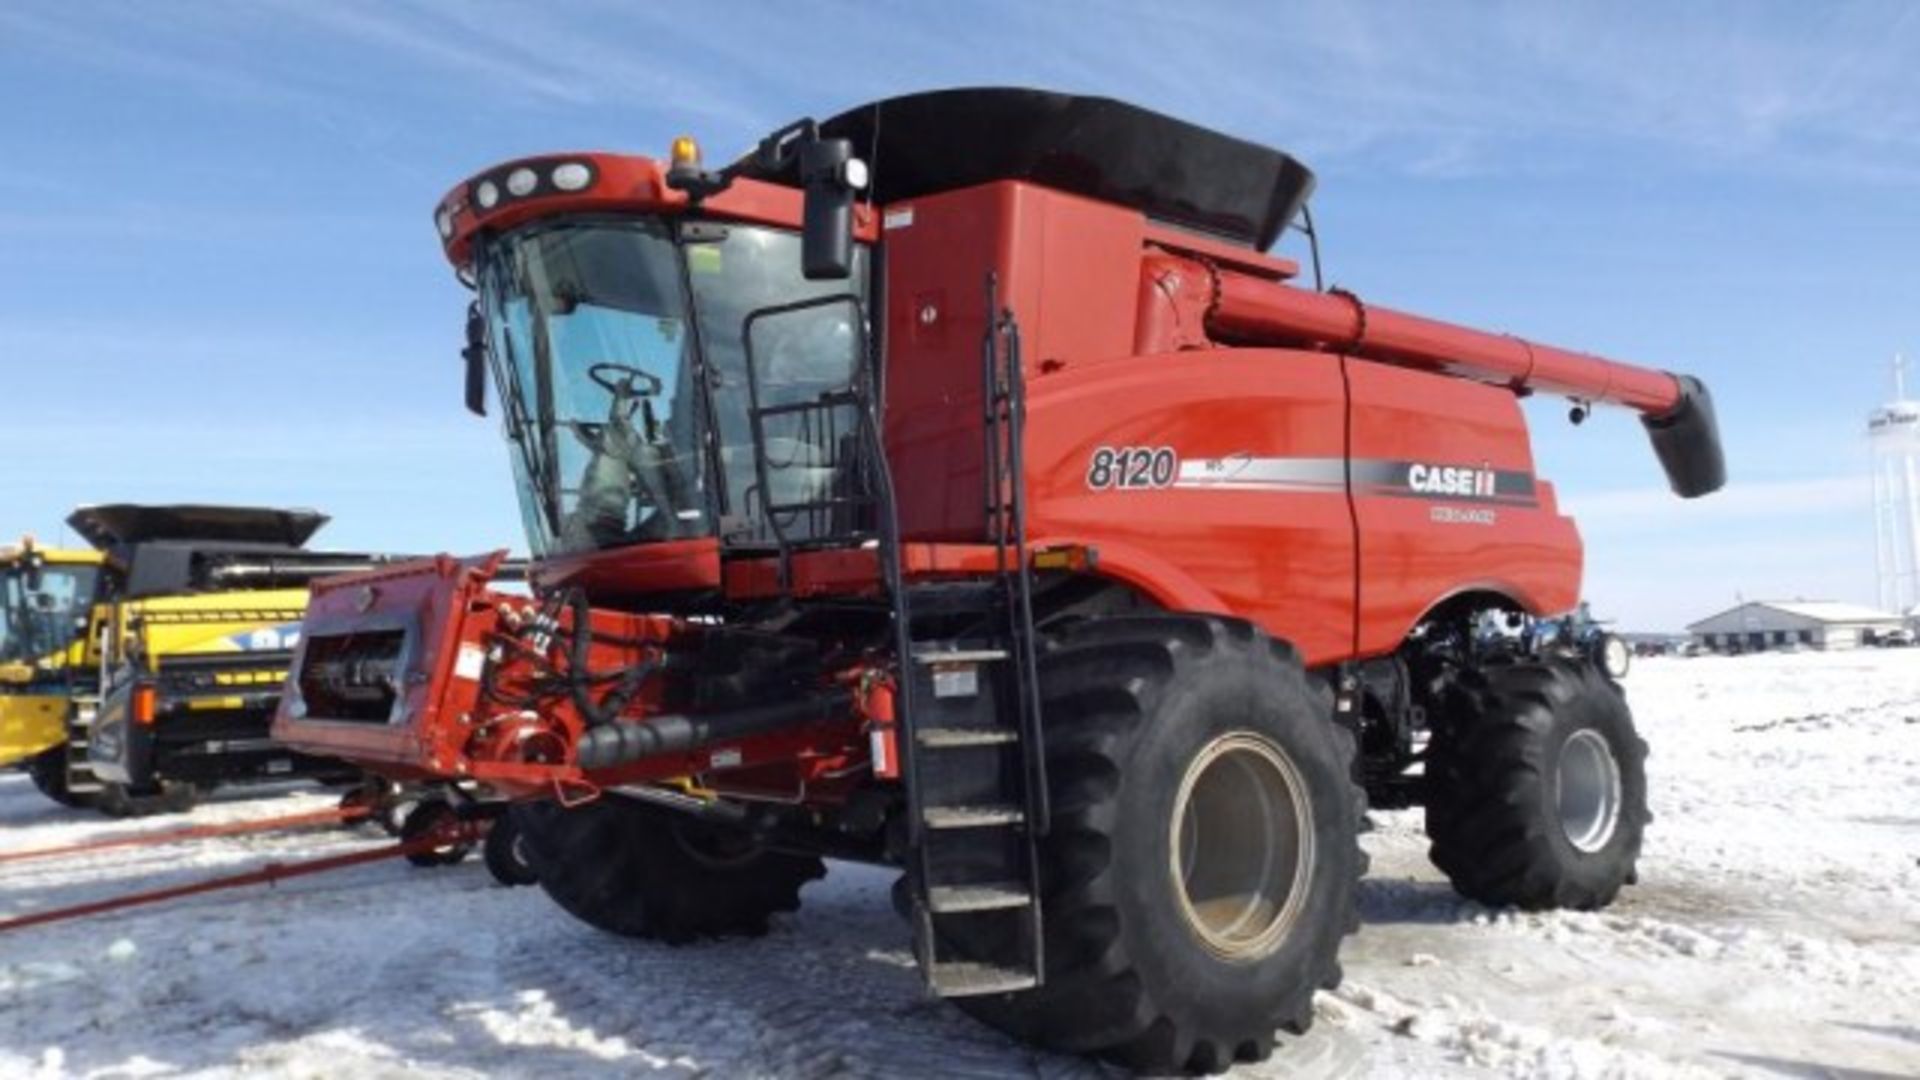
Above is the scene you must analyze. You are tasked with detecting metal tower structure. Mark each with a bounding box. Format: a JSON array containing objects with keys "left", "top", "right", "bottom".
[{"left": 1870, "top": 353, "right": 1920, "bottom": 613}]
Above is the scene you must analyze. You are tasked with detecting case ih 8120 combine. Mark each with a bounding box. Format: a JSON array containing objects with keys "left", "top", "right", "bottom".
[{"left": 274, "top": 89, "right": 1723, "bottom": 1072}]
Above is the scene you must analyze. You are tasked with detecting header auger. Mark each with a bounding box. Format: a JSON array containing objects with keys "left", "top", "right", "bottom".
[{"left": 275, "top": 88, "right": 1722, "bottom": 1073}]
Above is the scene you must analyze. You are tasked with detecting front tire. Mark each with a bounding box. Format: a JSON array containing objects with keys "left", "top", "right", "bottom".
[
  {"left": 954, "top": 615, "right": 1365, "bottom": 1074},
  {"left": 1425, "top": 658, "right": 1648, "bottom": 910},
  {"left": 513, "top": 797, "right": 825, "bottom": 942}
]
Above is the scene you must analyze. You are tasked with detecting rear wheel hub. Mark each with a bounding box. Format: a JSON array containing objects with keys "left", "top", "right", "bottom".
[
  {"left": 1557, "top": 728, "right": 1622, "bottom": 853},
  {"left": 1169, "top": 731, "right": 1316, "bottom": 961}
]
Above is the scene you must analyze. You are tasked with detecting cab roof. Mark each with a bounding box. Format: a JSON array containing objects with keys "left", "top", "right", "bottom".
[
  {"left": 736, "top": 87, "right": 1317, "bottom": 252},
  {"left": 65, "top": 505, "right": 329, "bottom": 552}
]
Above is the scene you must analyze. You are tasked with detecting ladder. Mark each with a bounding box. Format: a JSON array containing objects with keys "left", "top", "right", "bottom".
[
  {"left": 62, "top": 696, "right": 104, "bottom": 799},
  {"left": 902, "top": 280, "right": 1049, "bottom": 997}
]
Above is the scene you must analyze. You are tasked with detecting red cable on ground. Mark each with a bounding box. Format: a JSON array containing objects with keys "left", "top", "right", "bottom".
[
  {"left": 0, "top": 828, "right": 469, "bottom": 934},
  {"left": 0, "top": 804, "right": 371, "bottom": 866}
]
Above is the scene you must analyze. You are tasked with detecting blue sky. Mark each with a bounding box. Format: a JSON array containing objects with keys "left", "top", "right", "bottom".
[{"left": 1, "top": 1, "right": 1915, "bottom": 630}]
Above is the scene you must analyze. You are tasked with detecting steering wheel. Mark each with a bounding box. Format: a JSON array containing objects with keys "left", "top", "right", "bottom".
[{"left": 587, "top": 363, "right": 664, "bottom": 398}]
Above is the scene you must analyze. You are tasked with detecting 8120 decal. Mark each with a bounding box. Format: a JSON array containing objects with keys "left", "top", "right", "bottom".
[{"left": 1086, "top": 446, "right": 1177, "bottom": 489}]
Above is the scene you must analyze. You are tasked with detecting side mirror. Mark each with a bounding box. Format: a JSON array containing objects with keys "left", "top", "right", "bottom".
[
  {"left": 798, "top": 137, "right": 865, "bottom": 281},
  {"left": 462, "top": 301, "right": 487, "bottom": 417},
  {"left": 22, "top": 552, "right": 44, "bottom": 593},
  {"left": 750, "top": 119, "right": 866, "bottom": 281}
]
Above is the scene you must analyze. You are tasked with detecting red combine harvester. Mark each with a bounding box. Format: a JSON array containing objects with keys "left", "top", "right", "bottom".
[{"left": 274, "top": 89, "right": 1723, "bottom": 1072}]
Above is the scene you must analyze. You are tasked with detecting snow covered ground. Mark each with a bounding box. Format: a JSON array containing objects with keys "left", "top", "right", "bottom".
[{"left": 3, "top": 650, "right": 1918, "bottom": 1078}]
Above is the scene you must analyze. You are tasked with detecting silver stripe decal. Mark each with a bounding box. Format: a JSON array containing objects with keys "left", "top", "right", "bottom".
[
  {"left": 1174, "top": 456, "right": 1347, "bottom": 490},
  {"left": 1170, "top": 455, "right": 1539, "bottom": 506}
]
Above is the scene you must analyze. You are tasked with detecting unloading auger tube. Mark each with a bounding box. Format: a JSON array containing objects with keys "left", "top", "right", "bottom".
[{"left": 1204, "top": 269, "right": 1727, "bottom": 498}]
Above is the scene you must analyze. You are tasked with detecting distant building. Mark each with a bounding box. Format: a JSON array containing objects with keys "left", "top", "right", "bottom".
[{"left": 1686, "top": 601, "right": 1905, "bottom": 653}]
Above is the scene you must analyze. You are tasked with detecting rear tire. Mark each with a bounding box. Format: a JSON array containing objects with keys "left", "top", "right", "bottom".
[
  {"left": 95, "top": 780, "right": 197, "bottom": 818},
  {"left": 513, "top": 797, "right": 825, "bottom": 942},
  {"left": 27, "top": 747, "right": 91, "bottom": 809},
  {"left": 953, "top": 615, "right": 1365, "bottom": 1074},
  {"left": 1425, "top": 658, "right": 1648, "bottom": 910}
]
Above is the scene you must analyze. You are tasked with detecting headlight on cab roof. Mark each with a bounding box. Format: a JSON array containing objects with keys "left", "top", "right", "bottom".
[{"left": 463, "top": 159, "right": 598, "bottom": 218}]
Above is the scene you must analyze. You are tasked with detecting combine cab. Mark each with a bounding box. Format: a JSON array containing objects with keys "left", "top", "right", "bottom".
[
  {"left": 1, "top": 539, "right": 106, "bottom": 806},
  {"left": 275, "top": 89, "right": 1724, "bottom": 1072},
  {"left": 72, "top": 504, "right": 407, "bottom": 815}
]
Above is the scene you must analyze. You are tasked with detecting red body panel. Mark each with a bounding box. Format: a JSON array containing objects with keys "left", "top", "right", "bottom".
[
  {"left": 1019, "top": 348, "right": 1357, "bottom": 665},
  {"left": 882, "top": 182, "right": 1143, "bottom": 541},
  {"left": 1346, "top": 362, "right": 1581, "bottom": 656},
  {"left": 877, "top": 180, "right": 1580, "bottom": 664},
  {"left": 534, "top": 537, "right": 722, "bottom": 605}
]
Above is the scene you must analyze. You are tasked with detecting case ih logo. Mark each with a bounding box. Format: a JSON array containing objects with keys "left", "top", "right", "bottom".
[{"left": 1406, "top": 463, "right": 1497, "bottom": 499}]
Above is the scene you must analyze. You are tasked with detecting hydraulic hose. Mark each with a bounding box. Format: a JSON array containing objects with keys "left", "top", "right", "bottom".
[{"left": 566, "top": 589, "right": 656, "bottom": 728}]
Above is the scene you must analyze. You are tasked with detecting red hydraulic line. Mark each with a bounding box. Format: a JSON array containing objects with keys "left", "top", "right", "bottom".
[
  {"left": 1208, "top": 274, "right": 1684, "bottom": 416},
  {"left": 0, "top": 804, "right": 370, "bottom": 866},
  {"left": 0, "top": 825, "right": 476, "bottom": 934}
]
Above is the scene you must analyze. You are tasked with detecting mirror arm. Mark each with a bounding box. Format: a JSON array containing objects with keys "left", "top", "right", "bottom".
[{"left": 463, "top": 301, "right": 488, "bottom": 417}]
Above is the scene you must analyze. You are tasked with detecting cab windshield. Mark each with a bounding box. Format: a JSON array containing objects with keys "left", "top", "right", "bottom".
[
  {"left": 480, "top": 219, "right": 702, "bottom": 556},
  {"left": 0, "top": 562, "right": 98, "bottom": 669},
  {"left": 478, "top": 217, "right": 869, "bottom": 557}
]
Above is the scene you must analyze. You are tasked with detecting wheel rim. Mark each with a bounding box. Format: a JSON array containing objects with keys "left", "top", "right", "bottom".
[
  {"left": 1169, "top": 732, "right": 1315, "bottom": 962},
  {"left": 1557, "top": 728, "right": 1622, "bottom": 853}
]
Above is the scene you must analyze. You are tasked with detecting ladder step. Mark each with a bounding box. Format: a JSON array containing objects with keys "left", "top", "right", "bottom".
[
  {"left": 916, "top": 727, "right": 1017, "bottom": 749},
  {"left": 927, "top": 882, "right": 1032, "bottom": 914},
  {"left": 929, "top": 960, "right": 1038, "bottom": 997},
  {"left": 922, "top": 804, "right": 1024, "bottom": 829},
  {"left": 913, "top": 648, "right": 1009, "bottom": 665}
]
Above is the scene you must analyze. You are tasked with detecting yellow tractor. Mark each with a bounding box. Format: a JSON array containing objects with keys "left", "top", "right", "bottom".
[{"left": 1, "top": 538, "right": 107, "bottom": 807}]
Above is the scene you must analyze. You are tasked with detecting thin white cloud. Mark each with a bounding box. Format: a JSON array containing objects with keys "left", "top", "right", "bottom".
[
  {"left": 0, "top": 6, "right": 323, "bottom": 110},
  {"left": 264, "top": 2, "right": 596, "bottom": 107}
]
